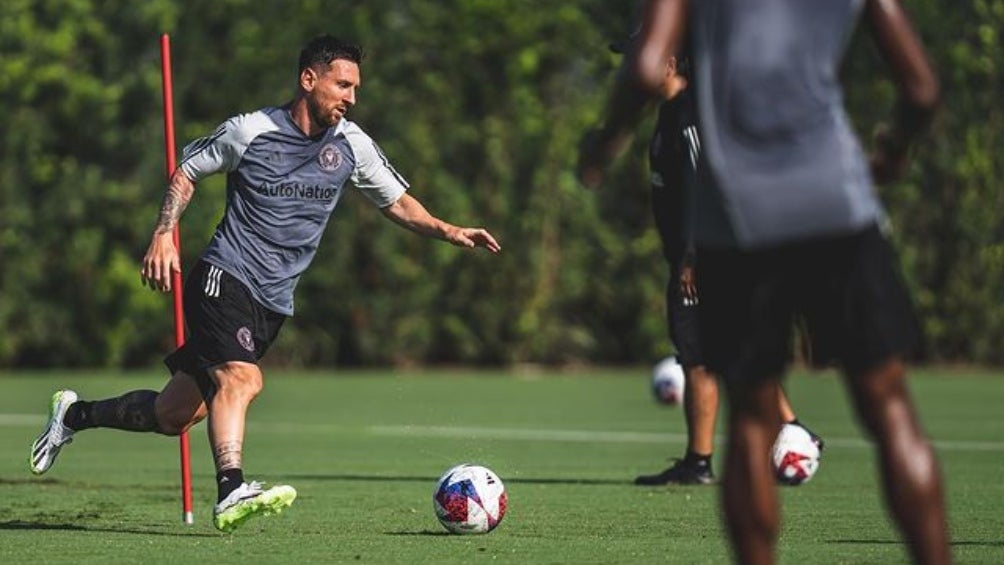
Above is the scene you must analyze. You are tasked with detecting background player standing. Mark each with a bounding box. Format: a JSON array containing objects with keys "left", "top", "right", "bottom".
[{"left": 582, "top": 38, "right": 822, "bottom": 487}]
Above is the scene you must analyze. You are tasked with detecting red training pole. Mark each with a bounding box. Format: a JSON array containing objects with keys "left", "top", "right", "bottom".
[{"left": 160, "top": 33, "right": 195, "bottom": 525}]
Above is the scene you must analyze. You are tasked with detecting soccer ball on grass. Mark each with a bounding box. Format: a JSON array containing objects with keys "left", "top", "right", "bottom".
[
  {"left": 433, "top": 463, "right": 507, "bottom": 534},
  {"left": 771, "top": 423, "right": 821, "bottom": 486},
  {"left": 651, "top": 356, "right": 685, "bottom": 405}
]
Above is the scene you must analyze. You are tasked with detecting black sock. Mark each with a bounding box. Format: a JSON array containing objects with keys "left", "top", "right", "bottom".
[
  {"left": 217, "top": 468, "right": 245, "bottom": 502},
  {"left": 684, "top": 450, "right": 712, "bottom": 469},
  {"left": 63, "top": 401, "right": 94, "bottom": 431},
  {"left": 62, "top": 391, "right": 160, "bottom": 432}
]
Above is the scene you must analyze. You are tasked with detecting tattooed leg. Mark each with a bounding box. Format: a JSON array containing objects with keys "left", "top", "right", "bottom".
[
  {"left": 214, "top": 441, "right": 243, "bottom": 472},
  {"left": 207, "top": 362, "right": 263, "bottom": 502},
  {"left": 213, "top": 439, "right": 245, "bottom": 502}
]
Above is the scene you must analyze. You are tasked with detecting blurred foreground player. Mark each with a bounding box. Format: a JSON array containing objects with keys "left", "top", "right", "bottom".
[{"left": 588, "top": 0, "right": 950, "bottom": 563}]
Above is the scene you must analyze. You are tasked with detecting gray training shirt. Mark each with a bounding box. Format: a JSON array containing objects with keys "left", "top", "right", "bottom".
[
  {"left": 179, "top": 106, "right": 408, "bottom": 315},
  {"left": 690, "top": 0, "right": 883, "bottom": 249}
]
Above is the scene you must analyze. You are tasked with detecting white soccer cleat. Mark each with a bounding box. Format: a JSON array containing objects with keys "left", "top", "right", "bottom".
[
  {"left": 212, "top": 481, "right": 297, "bottom": 533},
  {"left": 30, "top": 389, "right": 78, "bottom": 475}
]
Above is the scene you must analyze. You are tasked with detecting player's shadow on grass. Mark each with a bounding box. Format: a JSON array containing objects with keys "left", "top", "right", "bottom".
[
  {"left": 283, "top": 473, "right": 628, "bottom": 486},
  {"left": 0, "top": 520, "right": 217, "bottom": 538},
  {"left": 385, "top": 530, "right": 455, "bottom": 537},
  {"left": 831, "top": 539, "right": 1004, "bottom": 548}
]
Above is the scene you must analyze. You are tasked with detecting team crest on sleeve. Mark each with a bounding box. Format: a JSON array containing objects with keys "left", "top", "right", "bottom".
[{"left": 318, "top": 144, "right": 343, "bottom": 171}]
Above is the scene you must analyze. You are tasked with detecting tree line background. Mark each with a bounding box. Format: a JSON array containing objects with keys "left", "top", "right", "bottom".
[{"left": 1, "top": 0, "right": 1001, "bottom": 369}]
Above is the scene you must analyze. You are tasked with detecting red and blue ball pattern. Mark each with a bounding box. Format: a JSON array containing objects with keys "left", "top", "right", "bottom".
[
  {"left": 433, "top": 465, "right": 507, "bottom": 534},
  {"left": 775, "top": 451, "right": 813, "bottom": 485}
]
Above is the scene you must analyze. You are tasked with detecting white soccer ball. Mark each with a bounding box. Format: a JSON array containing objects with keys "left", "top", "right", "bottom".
[
  {"left": 771, "top": 423, "right": 821, "bottom": 486},
  {"left": 652, "top": 356, "right": 685, "bottom": 405},
  {"left": 433, "top": 463, "right": 507, "bottom": 534}
]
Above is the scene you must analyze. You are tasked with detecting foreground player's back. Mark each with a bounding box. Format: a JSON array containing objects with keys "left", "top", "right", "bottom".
[{"left": 690, "top": 0, "right": 879, "bottom": 249}]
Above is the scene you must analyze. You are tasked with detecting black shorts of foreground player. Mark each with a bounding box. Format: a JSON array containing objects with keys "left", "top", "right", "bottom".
[{"left": 29, "top": 35, "right": 500, "bottom": 533}]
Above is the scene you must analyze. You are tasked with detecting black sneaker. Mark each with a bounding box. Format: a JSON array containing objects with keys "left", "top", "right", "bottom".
[{"left": 634, "top": 459, "right": 715, "bottom": 486}]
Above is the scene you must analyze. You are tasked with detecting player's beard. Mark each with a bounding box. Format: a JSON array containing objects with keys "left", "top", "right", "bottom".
[{"left": 306, "top": 95, "right": 339, "bottom": 129}]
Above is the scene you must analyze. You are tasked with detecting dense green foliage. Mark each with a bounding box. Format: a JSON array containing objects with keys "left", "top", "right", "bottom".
[
  {"left": 0, "top": 369, "right": 1002, "bottom": 562},
  {"left": 1, "top": 1, "right": 1000, "bottom": 368}
]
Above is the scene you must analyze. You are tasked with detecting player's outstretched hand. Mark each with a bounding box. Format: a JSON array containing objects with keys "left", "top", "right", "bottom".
[{"left": 446, "top": 227, "right": 501, "bottom": 254}]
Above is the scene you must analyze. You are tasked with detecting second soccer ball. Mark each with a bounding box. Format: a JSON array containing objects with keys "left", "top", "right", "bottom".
[
  {"left": 652, "top": 356, "right": 686, "bottom": 406},
  {"left": 771, "top": 423, "right": 821, "bottom": 486}
]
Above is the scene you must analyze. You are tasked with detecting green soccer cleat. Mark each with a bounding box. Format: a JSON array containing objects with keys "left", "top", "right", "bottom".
[
  {"left": 212, "top": 481, "right": 297, "bottom": 533},
  {"left": 30, "top": 390, "right": 78, "bottom": 475}
]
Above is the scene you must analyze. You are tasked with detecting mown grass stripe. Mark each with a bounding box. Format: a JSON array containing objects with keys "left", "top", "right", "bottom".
[{"left": 4, "top": 415, "right": 1001, "bottom": 452}]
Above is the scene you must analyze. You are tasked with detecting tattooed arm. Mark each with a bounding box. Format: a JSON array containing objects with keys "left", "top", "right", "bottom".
[{"left": 141, "top": 168, "right": 196, "bottom": 292}]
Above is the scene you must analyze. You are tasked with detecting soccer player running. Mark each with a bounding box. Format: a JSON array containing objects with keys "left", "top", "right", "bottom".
[
  {"left": 583, "top": 40, "right": 822, "bottom": 486},
  {"left": 30, "top": 35, "right": 501, "bottom": 533},
  {"left": 591, "top": 0, "right": 951, "bottom": 563}
]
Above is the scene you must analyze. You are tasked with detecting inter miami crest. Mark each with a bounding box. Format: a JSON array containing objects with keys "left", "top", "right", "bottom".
[
  {"left": 236, "top": 327, "right": 255, "bottom": 352},
  {"left": 318, "top": 143, "right": 343, "bottom": 171}
]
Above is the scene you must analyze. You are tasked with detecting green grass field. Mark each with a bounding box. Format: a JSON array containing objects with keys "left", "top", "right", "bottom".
[{"left": 1, "top": 368, "right": 1002, "bottom": 564}]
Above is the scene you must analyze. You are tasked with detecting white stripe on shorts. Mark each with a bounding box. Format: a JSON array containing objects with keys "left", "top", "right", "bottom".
[
  {"left": 204, "top": 266, "right": 222, "bottom": 298},
  {"left": 683, "top": 125, "right": 701, "bottom": 170}
]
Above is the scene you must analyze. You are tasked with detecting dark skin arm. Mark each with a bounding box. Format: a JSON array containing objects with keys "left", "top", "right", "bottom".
[
  {"left": 633, "top": 0, "right": 688, "bottom": 95},
  {"left": 577, "top": 0, "right": 688, "bottom": 188},
  {"left": 865, "top": 0, "right": 941, "bottom": 184},
  {"left": 575, "top": 62, "right": 655, "bottom": 188}
]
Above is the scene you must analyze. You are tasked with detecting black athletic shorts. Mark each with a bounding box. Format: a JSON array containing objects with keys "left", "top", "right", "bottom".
[
  {"left": 653, "top": 181, "right": 702, "bottom": 369},
  {"left": 652, "top": 178, "right": 702, "bottom": 369},
  {"left": 164, "top": 260, "right": 286, "bottom": 400},
  {"left": 653, "top": 187, "right": 703, "bottom": 368},
  {"left": 696, "top": 224, "right": 923, "bottom": 383},
  {"left": 666, "top": 277, "right": 703, "bottom": 369}
]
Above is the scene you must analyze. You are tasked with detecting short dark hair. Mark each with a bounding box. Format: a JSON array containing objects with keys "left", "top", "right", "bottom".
[{"left": 298, "top": 35, "right": 364, "bottom": 73}]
